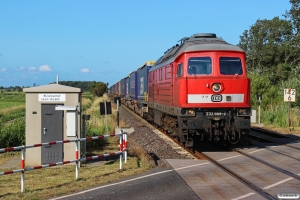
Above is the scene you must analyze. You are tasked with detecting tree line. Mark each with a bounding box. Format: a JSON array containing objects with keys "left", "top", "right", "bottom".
[
  {"left": 56, "top": 81, "right": 108, "bottom": 97},
  {"left": 1, "top": 81, "right": 108, "bottom": 97},
  {"left": 238, "top": 0, "right": 300, "bottom": 84},
  {"left": 238, "top": 0, "right": 300, "bottom": 127}
]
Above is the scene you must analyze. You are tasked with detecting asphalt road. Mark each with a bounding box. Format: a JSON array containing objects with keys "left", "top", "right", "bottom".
[{"left": 50, "top": 167, "right": 200, "bottom": 200}]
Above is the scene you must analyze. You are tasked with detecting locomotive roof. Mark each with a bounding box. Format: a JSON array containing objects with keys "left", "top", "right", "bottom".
[{"left": 150, "top": 33, "right": 244, "bottom": 71}]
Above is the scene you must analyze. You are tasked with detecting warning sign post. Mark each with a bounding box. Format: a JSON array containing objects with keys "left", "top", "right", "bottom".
[{"left": 284, "top": 89, "right": 296, "bottom": 129}]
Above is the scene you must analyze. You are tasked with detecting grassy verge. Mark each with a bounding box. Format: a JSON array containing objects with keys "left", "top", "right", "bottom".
[
  {"left": 0, "top": 93, "right": 153, "bottom": 199},
  {"left": 0, "top": 156, "right": 152, "bottom": 200}
]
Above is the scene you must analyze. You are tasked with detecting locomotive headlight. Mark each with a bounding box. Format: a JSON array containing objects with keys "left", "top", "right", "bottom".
[
  {"left": 237, "top": 108, "right": 252, "bottom": 116},
  {"left": 188, "top": 109, "right": 194, "bottom": 115},
  {"left": 212, "top": 83, "right": 222, "bottom": 92},
  {"left": 180, "top": 109, "right": 195, "bottom": 115},
  {"left": 238, "top": 109, "right": 246, "bottom": 115}
]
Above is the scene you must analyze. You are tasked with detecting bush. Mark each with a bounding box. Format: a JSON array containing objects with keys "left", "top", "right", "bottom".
[
  {"left": 92, "top": 82, "right": 107, "bottom": 97},
  {"left": 251, "top": 71, "right": 300, "bottom": 127}
]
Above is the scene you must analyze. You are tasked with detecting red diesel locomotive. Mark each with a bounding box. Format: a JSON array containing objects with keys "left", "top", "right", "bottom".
[{"left": 113, "top": 33, "right": 251, "bottom": 147}]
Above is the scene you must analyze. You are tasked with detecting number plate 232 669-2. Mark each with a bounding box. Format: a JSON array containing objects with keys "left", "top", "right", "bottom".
[{"left": 205, "top": 112, "right": 227, "bottom": 116}]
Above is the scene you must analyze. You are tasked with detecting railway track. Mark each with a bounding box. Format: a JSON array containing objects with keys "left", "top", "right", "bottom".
[
  {"left": 115, "top": 99, "right": 300, "bottom": 198},
  {"left": 250, "top": 127, "right": 300, "bottom": 150},
  {"left": 251, "top": 127, "right": 300, "bottom": 140},
  {"left": 193, "top": 150, "right": 278, "bottom": 199},
  {"left": 114, "top": 99, "right": 199, "bottom": 160},
  {"left": 188, "top": 127, "right": 300, "bottom": 199}
]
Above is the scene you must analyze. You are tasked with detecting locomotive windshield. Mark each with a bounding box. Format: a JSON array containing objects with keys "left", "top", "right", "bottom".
[
  {"left": 220, "top": 57, "right": 243, "bottom": 75},
  {"left": 188, "top": 57, "right": 212, "bottom": 75}
]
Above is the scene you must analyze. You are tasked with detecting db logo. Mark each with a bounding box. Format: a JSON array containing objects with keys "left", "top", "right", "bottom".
[{"left": 211, "top": 94, "right": 222, "bottom": 102}]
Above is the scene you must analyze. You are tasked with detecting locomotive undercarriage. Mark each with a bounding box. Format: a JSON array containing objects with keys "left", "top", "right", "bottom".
[{"left": 146, "top": 107, "right": 250, "bottom": 148}]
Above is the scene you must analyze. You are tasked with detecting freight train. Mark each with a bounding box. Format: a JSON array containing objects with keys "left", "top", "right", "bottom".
[{"left": 110, "top": 33, "right": 251, "bottom": 147}]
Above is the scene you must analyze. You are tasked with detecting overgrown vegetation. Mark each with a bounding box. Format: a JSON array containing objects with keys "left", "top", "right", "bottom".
[
  {"left": 0, "top": 92, "right": 25, "bottom": 148},
  {"left": 82, "top": 93, "right": 119, "bottom": 153},
  {"left": 239, "top": 0, "right": 300, "bottom": 127},
  {"left": 250, "top": 73, "right": 300, "bottom": 127}
]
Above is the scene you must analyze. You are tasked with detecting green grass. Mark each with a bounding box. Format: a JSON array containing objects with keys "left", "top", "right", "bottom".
[
  {"left": 0, "top": 92, "right": 25, "bottom": 102},
  {"left": 0, "top": 93, "right": 154, "bottom": 199},
  {"left": 0, "top": 102, "right": 24, "bottom": 109},
  {"left": 0, "top": 155, "right": 152, "bottom": 200}
]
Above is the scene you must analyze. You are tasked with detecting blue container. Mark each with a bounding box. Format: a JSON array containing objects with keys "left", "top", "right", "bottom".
[
  {"left": 120, "top": 78, "right": 125, "bottom": 97},
  {"left": 137, "top": 61, "right": 154, "bottom": 102},
  {"left": 129, "top": 71, "right": 137, "bottom": 100},
  {"left": 125, "top": 76, "right": 130, "bottom": 100}
]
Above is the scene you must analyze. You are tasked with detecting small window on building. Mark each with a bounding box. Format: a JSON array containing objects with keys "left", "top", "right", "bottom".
[
  {"left": 177, "top": 63, "right": 182, "bottom": 77},
  {"left": 220, "top": 57, "right": 243, "bottom": 75}
]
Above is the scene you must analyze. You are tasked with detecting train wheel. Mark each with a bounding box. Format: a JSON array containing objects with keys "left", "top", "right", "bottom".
[{"left": 228, "top": 129, "right": 240, "bottom": 145}]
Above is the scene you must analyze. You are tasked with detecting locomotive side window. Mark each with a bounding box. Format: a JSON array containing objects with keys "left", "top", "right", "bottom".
[
  {"left": 166, "top": 65, "right": 172, "bottom": 79},
  {"left": 188, "top": 57, "right": 212, "bottom": 75},
  {"left": 159, "top": 68, "right": 163, "bottom": 80},
  {"left": 220, "top": 57, "right": 243, "bottom": 75},
  {"left": 177, "top": 63, "right": 182, "bottom": 77}
]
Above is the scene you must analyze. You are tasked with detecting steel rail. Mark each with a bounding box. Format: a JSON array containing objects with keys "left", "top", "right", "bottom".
[
  {"left": 234, "top": 148, "right": 300, "bottom": 183},
  {"left": 196, "top": 151, "right": 278, "bottom": 200},
  {"left": 251, "top": 127, "right": 300, "bottom": 141},
  {"left": 249, "top": 132, "right": 300, "bottom": 151},
  {"left": 248, "top": 138, "right": 300, "bottom": 163}
]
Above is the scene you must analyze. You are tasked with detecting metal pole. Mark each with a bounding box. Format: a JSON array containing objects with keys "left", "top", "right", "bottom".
[
  {"left": 104, "top": 101, "right": 108, "bottom": 134},
  {"left": 124, "top": 132, "right": 127, "bottom": 163},
  {"left": 83, "top": 115, "right": 86, "bottom": 159},
  {"left": 258, "top": 103, "right": 261, "bottom": 124},
  {"left": 75, "top": 140, "right": 79, "bottom": 179},
  {"left": 21, "top": 148, "right": 25, "bottom": 193},
  {"left": 119, "top": 134, "right": 123, "bottom": 170},
  {"left": 288, "top": 101, "right": 291, "bottom": 127},
  {"left": 117, "top": 100, "right": 119, "bottom": 128}
]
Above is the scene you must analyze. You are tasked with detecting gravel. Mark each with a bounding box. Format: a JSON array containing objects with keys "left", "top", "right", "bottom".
[{"left": 118, "top": 106, "right": 193, "bottom": 167}]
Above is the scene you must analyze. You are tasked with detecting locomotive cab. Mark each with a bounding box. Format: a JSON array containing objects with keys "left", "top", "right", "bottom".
[
  {"left": 176, "top": 51, "right": 251, "bottom": 147},
  {"left": 146, "top": 33, "right": 251, "bottom": 148}
]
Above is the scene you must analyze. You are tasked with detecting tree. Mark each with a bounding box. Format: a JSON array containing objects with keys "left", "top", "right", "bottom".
[
  {"left": 89, "top": 81, "right": 97, "bottom": 93},
  {"left": 284, "top": 0, "right": 300, "bottom": 67},
  {"left": 285, "top": 0, "right": 300, "bottom": 33},
  {"left": 239, "top": 17, "right": 294, "bottom": 73},
  {"left": 92, "top": 82, "right": 107, "bottom": 97}
]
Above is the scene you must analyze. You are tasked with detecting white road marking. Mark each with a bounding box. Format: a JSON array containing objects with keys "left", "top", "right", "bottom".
[
  {"left": 248, "top": 148, "right": 265, "bottom": 154},
  {"left": 51, "top": 147, "right": 294, "bottom": 200},
  {"left": 50, "top": 169, "right": 173, "bottom": 200}
]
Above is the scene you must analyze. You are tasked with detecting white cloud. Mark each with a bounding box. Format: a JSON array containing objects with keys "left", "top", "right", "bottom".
[
  {"left": 29, "top": 67, "right": 37, "bottom": 71},
  {"left": 0, "top": 68, "right": 7, "bottom": 72},
  {"left": 80, "top": 68, "right": 90, "bottom": 73},
  {"left": 18, "top": 66, "right": 26, "bottom": 71},
  {"left": 39, "top": 65, "right": 52, "bottom": 72}
]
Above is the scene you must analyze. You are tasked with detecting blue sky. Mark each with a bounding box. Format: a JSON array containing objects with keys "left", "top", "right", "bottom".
[{"left": 0, "top": 0, "right": 292, "bottom": 88}]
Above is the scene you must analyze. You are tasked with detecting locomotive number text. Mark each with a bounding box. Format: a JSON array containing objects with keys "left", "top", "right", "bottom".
[{"left": 205, "top": 112, "right": 227, "bottom": 116}]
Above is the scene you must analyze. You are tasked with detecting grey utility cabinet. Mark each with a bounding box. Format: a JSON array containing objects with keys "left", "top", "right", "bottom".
[{"left": 23, "top": 84, "right": 82, "bottom": 166}]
